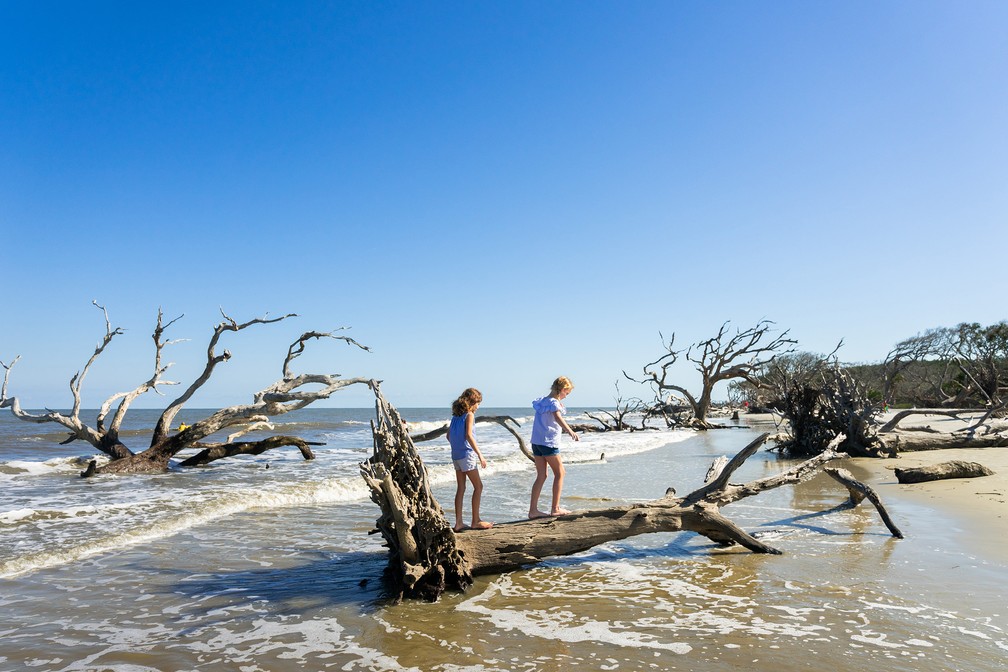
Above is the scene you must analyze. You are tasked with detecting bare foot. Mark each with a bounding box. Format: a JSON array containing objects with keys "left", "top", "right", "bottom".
[
  {"left": 551, "top": 507, "right": 572, "bottom": 516},
  {"left": 528, "top": 510, "right": 550, "bottom": 519},
  {"left": 453, "top": 524, "right": 470, "bottom": 533},
  {"left": 472, "top": 520, "right": 493, "bottom": 530}
]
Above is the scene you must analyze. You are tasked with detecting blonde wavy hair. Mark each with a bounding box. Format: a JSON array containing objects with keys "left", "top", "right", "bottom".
[{"left": 550, "top": 376, "right": 574, "bottom": 396}]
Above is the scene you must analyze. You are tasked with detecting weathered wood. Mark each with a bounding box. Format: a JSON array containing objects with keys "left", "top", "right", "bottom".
[
  {"left": 2, "top": 304, "right": 372, "bottom": 475},
  {"left": 878, "top": 409, "right": 984, "bottom": 433},
  {"left": 885, "top": 432, "right": 1008, "bottom": 452},
  {"left": 824, "top": 466, "right": 903, "bottom": 538},
  {"left": 361, "top": 384, "right": 469, "bottom": 601},
  {"left": 894, "top": 460, "right": 995, "bottom": 484},
  {"left": 362, "top": 389, "right": 903, "bottom": 601},
  {"left": 177, "top": 436, "right": 322, "bottom": 467}
]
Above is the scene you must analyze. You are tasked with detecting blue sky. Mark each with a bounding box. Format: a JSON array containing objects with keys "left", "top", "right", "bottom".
[{"left": 2, "top": 1, "right": 1006, "bottom": 410}]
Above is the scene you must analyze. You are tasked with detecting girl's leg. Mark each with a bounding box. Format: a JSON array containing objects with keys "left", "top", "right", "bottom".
[
  {"left": 454, "top": 469, "right": 468, "bottom": 531},
  {"left": 544, "top": 455, "right": 569, "bottom": 515},
  {"left": 468, "top": 470, "right": 492, "bottom": 529},
  {"left": 529, "top": 456, "right": 550, "bottom": 518}
]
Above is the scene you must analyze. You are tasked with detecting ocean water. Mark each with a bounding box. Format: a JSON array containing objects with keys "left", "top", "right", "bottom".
[{"left": 0, "top": 407, "right": 1004, "bottom": 672}]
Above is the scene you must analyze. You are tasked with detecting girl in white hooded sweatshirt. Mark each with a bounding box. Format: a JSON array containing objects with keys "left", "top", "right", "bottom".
[{"left": 528, "top": 376, "right": 580, "bottom": 518}]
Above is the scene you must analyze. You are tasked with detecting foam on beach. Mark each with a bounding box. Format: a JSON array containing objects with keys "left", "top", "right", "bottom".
[{"left": 0, "top": 472, "right": 373, "bottom": 579}]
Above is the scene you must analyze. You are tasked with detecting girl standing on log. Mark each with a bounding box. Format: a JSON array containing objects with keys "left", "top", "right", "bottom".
[
  {"left": 448, "top": 388, "right": 493, "bottom": 532},
  {"left": 529, "top": 376, "right": 580, "bottom": 518}
]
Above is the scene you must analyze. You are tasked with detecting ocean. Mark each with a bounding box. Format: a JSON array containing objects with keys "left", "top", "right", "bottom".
[{"left": 1, "top": 407, "right": 1005, "bottom": 671}]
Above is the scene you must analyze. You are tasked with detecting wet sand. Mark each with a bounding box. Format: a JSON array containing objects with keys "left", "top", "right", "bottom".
[
  {"left": 749, "top": 409, "right": 1008, "bottom": 563},
  {"left": 739, "top": 409, "right": 1007, "bottom": 561},
  {"left": 855, "top": 444, "right": 1008, "bottom": 563}
]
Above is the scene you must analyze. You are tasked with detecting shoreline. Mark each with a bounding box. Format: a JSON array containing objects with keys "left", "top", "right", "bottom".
[
  {"left": 743, "top": 410, "right": 1008, "bottom": 563},
  {"left": 852, "top": 446, "right": 1008, "bottom": 562}
]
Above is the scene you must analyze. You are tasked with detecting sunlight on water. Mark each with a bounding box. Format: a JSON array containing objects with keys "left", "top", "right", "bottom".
[{"left": 1, "top": 408, "right": 1006, "bottom": 671}]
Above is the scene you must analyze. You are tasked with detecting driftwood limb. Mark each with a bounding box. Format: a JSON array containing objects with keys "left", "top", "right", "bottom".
[
  {"left": 177, "top": 435, "right": 323, "bottom": 467},
  {"left": 878, "top": 409, "right": 984, "bottom": 433},
  {"left": 824, "top": 466, "right": 904, "bottom": 538},
  {"left": 411, "top": 415, "right": 534, "bottom": 462},
  {"left": 884, "top": 431, "right": 1008, "bottom": 452},
  {"left": 894, "top": 461, "right": 995, "bottom": 484}
]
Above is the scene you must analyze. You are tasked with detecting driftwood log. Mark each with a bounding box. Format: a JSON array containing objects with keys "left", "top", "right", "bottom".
[
  {"left": 360, "top": 386, "right": 902, "bottom": 602},
  {"left": 895, "top": 461, "right": 995, "bottom": 484},
  {"left": 1, "top": 303, "right": 374, "bottom": 476}
]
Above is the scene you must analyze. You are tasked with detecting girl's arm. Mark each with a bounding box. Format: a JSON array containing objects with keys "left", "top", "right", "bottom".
[
  {"left": 465, "top": 412, "right": 488, "bottom": 467},
  {"left": 553, "top": 411, "right": 580, "bottom": 441}
]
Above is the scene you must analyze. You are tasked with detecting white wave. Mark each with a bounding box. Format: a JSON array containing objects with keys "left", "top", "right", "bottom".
[
  {"left": 459, "top": 574, "right": 692, "bottom": 653},
  {"left": 406, "top": 419, "right": 449, "bottom": 434},
  {"left": 0, "top": 508, "right": 37, "bottom": 524},
  {"left": 1, "top": 454, "right": 107, "bottom": 476},
  {"left": 184, "top": 616, "right": 422, "bottom": 672},
  {"left": 0, "top": 474, "right": 371, "bottom": 579}
]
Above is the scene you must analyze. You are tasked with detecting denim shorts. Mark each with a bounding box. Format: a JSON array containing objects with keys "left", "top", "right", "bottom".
[
  {"left": 453, "top": 452, "right": 479, "bottom": 472},
  {"left": 531, "top": 443, "right": 560, "bottom": 457}
]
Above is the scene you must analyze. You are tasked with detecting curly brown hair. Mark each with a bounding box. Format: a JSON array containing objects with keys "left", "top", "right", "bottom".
[{"left": 451, "top": 387, "right": 483, "bottom": 416}]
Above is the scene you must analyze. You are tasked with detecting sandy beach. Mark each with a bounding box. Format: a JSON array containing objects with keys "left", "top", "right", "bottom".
[
  {"left": 853, "top": 411, "right": 1008, "bottom": 562},
  {"left": 857, "top": 447, "right": 1007, "bottom": 557}
]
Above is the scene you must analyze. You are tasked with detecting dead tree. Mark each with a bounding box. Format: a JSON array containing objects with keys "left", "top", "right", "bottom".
[
  {"left": 1, "top": 302, "right": 372, "bottom": 476},
  {"left": 360, "top": 385, "right": 901, "bottom": 602},
  {"left": 627, "top": 320, "right": 796, "bottom": 429},
  {"left": 584, "top": 379, "right": 650, "bottom": 431}
]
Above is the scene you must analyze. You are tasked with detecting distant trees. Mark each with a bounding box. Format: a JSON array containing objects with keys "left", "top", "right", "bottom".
[
  {"left": 853, "top": 321, "right": 1008, "bottom": 411},
  {"left": 720, "top": 320, "right": 1008, "bottom": 457},
  {"left": 0, "top": 302, "right": 373, "bottom": 476}
]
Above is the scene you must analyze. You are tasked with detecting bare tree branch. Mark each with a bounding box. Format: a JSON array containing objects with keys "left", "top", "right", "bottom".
[
  {"left": 151, "top": 310, "right": 297, "bottom": 446},
  {"left": 629, "top": 320, "right": 795, "bottom": 428}
]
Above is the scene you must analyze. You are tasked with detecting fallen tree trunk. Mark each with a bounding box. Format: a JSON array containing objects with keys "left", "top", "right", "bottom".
[
  {"left": 2, "top": 304, "right": 374, "bottom": 476},
  {"left": 882, "top": 431, "right": 1008, "bottom": 452},
  {"left": 894, "top": 461, "right": 995, "bottom": 484},
  {"left": 361, "top": 387, "right": 902, "bottom": 602}
]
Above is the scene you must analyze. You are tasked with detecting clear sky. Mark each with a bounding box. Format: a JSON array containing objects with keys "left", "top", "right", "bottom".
[{"left": 2, "top": 1, "right": 1006, "bottom": 410}]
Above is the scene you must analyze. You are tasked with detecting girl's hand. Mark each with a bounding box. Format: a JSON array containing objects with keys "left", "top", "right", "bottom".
[
  {"left": 479, "top": 456, "right": 487, "bottom": 469},
  {"left": 569, "top": 431, "right": 580, "bottom": 441}
]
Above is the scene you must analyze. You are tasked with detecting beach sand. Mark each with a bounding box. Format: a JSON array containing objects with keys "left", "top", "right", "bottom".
[
  {"left": 847, "top": 411, "right": 1007, "bottom": 562},
  {"left": 742, "top": 409, "right": 1007, "bottom": 561},
  {"left": 855, "top": 446, "right": 1008, "bottom": 561}
]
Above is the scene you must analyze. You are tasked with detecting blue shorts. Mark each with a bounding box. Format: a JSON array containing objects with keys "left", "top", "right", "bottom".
[
  {"left": 531, "top": 443, "right": 559, "bottom": 457},
  {"left": 453, "top": 452, "right": 479, "bottom": 472}
]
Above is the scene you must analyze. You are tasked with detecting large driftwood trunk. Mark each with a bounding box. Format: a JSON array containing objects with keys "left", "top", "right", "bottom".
[
  {"left": 1, "top": 303, "right": 372, "bottom": 476},
  {"left": 361, "top": 387, "right": 902, "bottom": 602}
]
